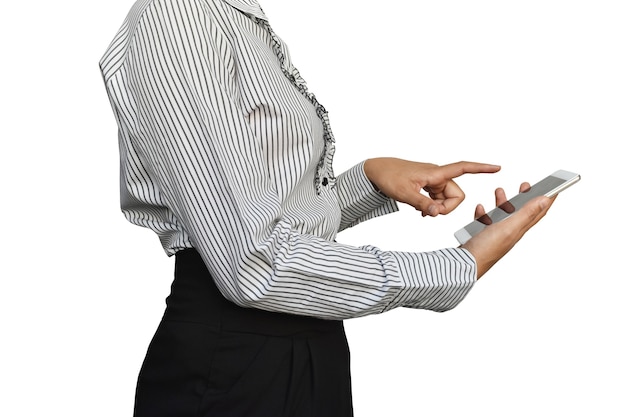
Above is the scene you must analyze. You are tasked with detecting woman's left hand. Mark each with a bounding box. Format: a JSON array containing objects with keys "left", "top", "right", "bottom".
[{"left": 363, "top": 158, "right": 501, "bottom": 217}]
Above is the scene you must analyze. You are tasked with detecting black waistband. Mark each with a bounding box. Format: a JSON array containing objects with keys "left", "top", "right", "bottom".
[{"left": 163, "top": 248, "right": 343, "bottom": 336}]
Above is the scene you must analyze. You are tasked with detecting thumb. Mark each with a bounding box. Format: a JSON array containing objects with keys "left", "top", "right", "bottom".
[
  {"left": 510, "top": 196, "right": 553, "bottom": 234},
  {"left": 409, "top": 193, "right": 441, "bottom": 217}
]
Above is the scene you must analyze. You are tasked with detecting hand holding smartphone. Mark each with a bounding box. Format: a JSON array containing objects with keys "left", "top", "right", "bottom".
[{"left": 454, "top": 170, "right": 581, "bottom": 244}]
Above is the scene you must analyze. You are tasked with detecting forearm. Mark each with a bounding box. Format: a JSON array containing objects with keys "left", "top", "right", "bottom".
[{"left": 200, "top": 227, "right": 477, "bottom": 319}]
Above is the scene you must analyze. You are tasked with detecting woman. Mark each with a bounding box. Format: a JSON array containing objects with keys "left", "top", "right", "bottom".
[{"left": 100, "top": 0, "right": 553, "bottom": 415}]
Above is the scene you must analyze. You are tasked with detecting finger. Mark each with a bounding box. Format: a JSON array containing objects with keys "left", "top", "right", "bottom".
[
  {"left": 408, "top": 192, "right": 440, "bottom": 217},
  {"left": 438, "top": 161, "right": 501, "bottom": 179},
  {"left": 519, "top": 182, "right": 531, "bottom": 193},
  {"left": 474, "top": 204, "right": 494, "bottom": 225},
  {"left": 474, "top": 203, "right": 486, "bottom": 219},
  {"left": 494, "top": 187, "right": 508, "bottom": 206},
  {"left": 435, "top": 180, "right": 465, "bottom": 215}
]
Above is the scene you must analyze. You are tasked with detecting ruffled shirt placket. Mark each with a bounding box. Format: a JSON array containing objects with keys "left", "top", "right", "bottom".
[{"left": 254, "top": 17, "right": 337, "bottom": 195}]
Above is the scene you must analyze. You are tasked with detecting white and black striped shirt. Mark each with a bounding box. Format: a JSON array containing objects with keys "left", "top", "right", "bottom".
[{"left": 100, "top": 0, "right": 476, "bottom": 320}]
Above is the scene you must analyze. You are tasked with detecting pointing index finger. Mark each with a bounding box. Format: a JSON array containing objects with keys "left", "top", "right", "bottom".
[{"left": 440, "top": 161, "right": 501, "bottom": 178}]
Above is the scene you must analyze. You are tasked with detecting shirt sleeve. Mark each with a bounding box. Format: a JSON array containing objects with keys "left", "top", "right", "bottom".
[
  {"left": 103, "top": 0, "right": 476, "bottom": 320},
  {"left": 335, "top": 161, "right": 399, "bottom": 232}
]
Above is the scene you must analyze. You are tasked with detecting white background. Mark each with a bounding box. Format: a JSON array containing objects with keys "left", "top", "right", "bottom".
[{"left": 1, "top": 0, "right": 624, "bottom": 416}]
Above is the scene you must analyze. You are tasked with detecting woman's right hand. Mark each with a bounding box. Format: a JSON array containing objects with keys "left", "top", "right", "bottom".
[{"left": 460, "top": 183, "right": 555, "bottom": 279}]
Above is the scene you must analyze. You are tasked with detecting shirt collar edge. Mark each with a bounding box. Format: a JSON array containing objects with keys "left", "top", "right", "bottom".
[{"left": 220, "top": 0, "right": 268, "bottom": 21}]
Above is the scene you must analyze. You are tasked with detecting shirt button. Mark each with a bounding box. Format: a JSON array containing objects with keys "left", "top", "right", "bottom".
[{"left": 322, "top": 177, "right": 328, "bottom": 186}]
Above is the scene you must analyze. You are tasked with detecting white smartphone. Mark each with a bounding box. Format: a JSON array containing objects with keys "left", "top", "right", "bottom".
[{"left": 454, "top": 169, "right": 581, "bottom": 244}]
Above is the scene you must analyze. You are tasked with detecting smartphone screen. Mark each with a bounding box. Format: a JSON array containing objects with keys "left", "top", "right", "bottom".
[{"left": 454, "top": 170, "right": 580, "bottom": 244}]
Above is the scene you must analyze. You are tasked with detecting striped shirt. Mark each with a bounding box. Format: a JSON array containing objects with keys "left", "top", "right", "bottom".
[{"left": 100, "top": 0, "right": 477, "bottom": 320}]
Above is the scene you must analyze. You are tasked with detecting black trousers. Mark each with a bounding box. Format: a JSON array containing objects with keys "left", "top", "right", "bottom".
[{"left": 134, "top": 249, "right": 354, "bottom": 417}]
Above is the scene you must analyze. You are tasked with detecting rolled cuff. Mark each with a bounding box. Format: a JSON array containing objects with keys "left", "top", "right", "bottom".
[{"left": 336, "top": 161, "right": 399, "bottom": 232}]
